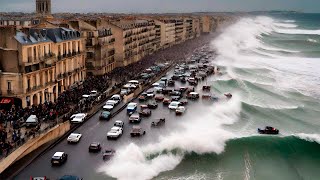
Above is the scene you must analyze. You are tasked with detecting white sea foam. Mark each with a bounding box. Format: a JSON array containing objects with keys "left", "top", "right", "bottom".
[
  {"left": 307, "top": 38, "right": 318, "bottom": 43},
  {"left": 275, "top": 28, "right": 320, "bottom": 35},
  {"left": 274, "top": 22, "right": 297, "bottom": 28},
  {"left": 294, "top": 133, "right": 320, "bottom": 144},
  {"left": 98, "top": 96, "right": 242, "bottom": 180},
  {"left": 283, "top": 20, "right": 296, "bottom": 23}
]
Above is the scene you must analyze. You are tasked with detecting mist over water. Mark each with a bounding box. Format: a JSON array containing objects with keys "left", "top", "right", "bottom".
[{"left": 98, "top": 14, "right": 320, "bottom": 180}]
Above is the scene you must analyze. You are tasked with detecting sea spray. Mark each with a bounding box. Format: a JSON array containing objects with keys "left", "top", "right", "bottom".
[{"left": 98, "top": 95, "right": 242, "bottom": 180}]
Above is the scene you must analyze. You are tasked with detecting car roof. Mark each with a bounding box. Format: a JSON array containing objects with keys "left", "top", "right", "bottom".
[
  {"left": 70, "top": 133, "right": 81, "bottom": 136},
  {"left": 128, "top": 102, "right": 137, "bottom": 106},
  {"left": 132, "top": 125, "right": 141, "bottom": 129},
  {"left": 115, "top": 120, "right": 123, "bottom": 123},
  {"left": 111, "top": 126, "right": 121, "bottom": 130},
  {"left": 53, "top": 152, "right": 64, "bottom": 156}
]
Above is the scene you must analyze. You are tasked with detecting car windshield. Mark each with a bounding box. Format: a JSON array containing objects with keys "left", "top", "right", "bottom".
[
  {"left": 106, "top": 102, "right": 114, "bottom": 106},
  {"left": 102, "top": 112, "right": 110, "bottom": 116},
  {"left": 128, "top": 104, "right": 136, "bottom": 108},
  {"left": 52, "top": 156, "right": 61, "bottom": 159},
  {"left": 75, "top": 114, "right": 84, "bottom": 118},
  {"left": 69, "top": 134, "right": 78, "bottom": 138},
  {"left": 90, "top": 143, "right": 99, "bottom": 147}
]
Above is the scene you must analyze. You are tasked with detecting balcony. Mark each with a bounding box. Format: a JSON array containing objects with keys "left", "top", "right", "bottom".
[{"left": 7, "top": 90, "right": 14, "bottom": 95}]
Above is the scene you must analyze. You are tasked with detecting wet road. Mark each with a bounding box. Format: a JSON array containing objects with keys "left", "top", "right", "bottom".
[{"left": 16, "top": 65, "right": 218, "bottom": 180}]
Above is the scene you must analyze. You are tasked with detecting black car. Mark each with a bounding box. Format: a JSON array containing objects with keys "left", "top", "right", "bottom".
[
  {"left": 99, "top": 111, "right": 111, "bottom": 120},
  {"left": 147, "top": 101, "right": 158, "bottom": 109},
  {"left": 168, "top": 80, "right": 175, "bottom": 86},
  {"left": 180, "top": 77, "right": 186, "bottom": 83},
  {"left": 51, "top": 152, "right": 68, "bottom": 166},
  {"left": 258, "top": 126, "right": 279, "bottom": 135},
  {"left": 89, "top": 142, "right": 102, "bottom": 152},
  {"left": 151, "top": 118, "right": 166, "bottom": 127},
  {"left": 139, "top": 108, "right": 152, "bottom": 117}
]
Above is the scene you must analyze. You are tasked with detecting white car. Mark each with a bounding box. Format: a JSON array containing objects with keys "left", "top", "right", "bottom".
[
  {"left": 120, "top": 89, "right": 129, "bottom": 96},
  {"left": 110, "top": 94, "right": 122, "bottom": 104},
  {"left": 168, "top": 101, "right": 180, "bottom": 110},
  {"left": 176, "top": 106, "right": 186, "bottom": 115},
  {"left": 107, "top": 126, "right": 123, "bottom": 139},
  {"left": 146, "top": 89, "right": 155, "bottom": 97},
  {"left": 67, "top": 133, "right": 82, "bottom": 143},
  {"left": 114, "top": 120, "right": 124, "bottom": 128},
  {"left": 103, "top": 100, "right": 117, "bottom": 111},
  {"left": 90, "top": 90, "right": 98, "bottom": 97},
  {"left": 70, "top": 113, "right": 87, "bottom": 124}
]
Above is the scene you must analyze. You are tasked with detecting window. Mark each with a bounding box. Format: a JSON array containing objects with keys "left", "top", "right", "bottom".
[{"left": 7, "top": 81, "right": 11, "bottom": 90}]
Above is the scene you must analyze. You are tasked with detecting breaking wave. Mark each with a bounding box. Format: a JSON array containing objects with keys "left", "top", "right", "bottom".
[{"left": 274, "top": 22, "right": 297, "bottom": 28}]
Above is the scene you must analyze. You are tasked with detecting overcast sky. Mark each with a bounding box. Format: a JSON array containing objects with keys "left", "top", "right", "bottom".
[{"left": 0, "top": 0, "right": 319, "bottom": 13}]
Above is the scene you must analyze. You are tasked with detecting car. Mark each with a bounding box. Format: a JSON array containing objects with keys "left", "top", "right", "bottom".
[
  {"left": 99, "top": 111, "right": 111, "bottom": 120},
  {"left": 171, "top": 96, "right": 181, "bottom": 101},
  {"left": 258, "top": 126, "right": 279, "bottom": 135},
  {"left": 90, "top": 90, "right": 98, "bottom": 97},
  {"left": 168, "top": 101, "right": 181, "bottom": 110},
  {"left": 168, "top": 80, "right": 175, "bottom": 86},
  {"left": 155, "top": 94, "right": 164, "bottom": 101},
  {"left": 110, "top": 94, "right": 122, "bottom": 104},
  {"left": 147, "top": 101, "right": 158, "bottom": 109},
  {"left": 67, "top": 133, "right": 82, "bottom": 143},
  {"left": 180, "top": 77, "right": 187, "bottom": 83},
  {"left": 70, "top": 113, "right": 87, "bottom": 124},
  {"left": 127, "top": 102, "right": 138, "bottom": 115},
  {"left": 130, "top": 126, "right": 146, "bottom": 137},
  {"left": 139, "top": 108, "right": 152, "bottom": 117},
  {"left": 176, "top": 106, "right": 186, "bottom": 115},
  {"left": 30, "top": 177, "right": 48, "bottom": 180},
  {"left": 89, "top": 142, "right": 102, "bottom": 152},
  {"left": 103, "top": 100, "right": 117, "bottom": 111},
  {"left": 103, "top": 149, "right": 116, "bottom": 160},
  {"left": 154, "top": 86, "right": 163, "bottom": 93},
  {"left": 162, "top": 88, "right": 173, "bottom": 95},
  {"left": 170, "top": 91, "right": 182, "bottom": 97},
  {"left": 179, "top": 87, "right": 188, "bottom": 92},
  {"left": 151, "top": 118, "right": 165, "bottom": 127},
  {"left": 138, "top": 93, "right": 148, "bottom": 101},
  {"left": 146, "top": 89, "right": 155, "bottom": 98},
  {"left": 114, "top": 120, "right": 124, "bottom": 128},
  {"left": 179, "top": 98, "right": 188, "bottom": 105},
  {"left": 107, "top": 126, "right": 123, "bottom": 139},
  {"left": 187, "top": 92, "right": 200, "bottom": 100},
  {"left": 120, "top": 89, "right": 129, "bottom": 96},
  {"left": 129, "top": 113, "right": 141, "bottom": 123},
  {"left": 163, "top": 98, "right": 171, "bottom": 105},
  {"left": 51, "top": 152, "right": 68, "bottom": 165}
]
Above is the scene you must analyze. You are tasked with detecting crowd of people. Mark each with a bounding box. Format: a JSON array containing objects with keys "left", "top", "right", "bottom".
[{"left": 0, "top": 33, "right": 215, "bottom": 158}]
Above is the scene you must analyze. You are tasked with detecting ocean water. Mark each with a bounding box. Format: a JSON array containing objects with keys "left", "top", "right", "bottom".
[{"left": 98, "top": 13, "right": 320, "bottom": 180}]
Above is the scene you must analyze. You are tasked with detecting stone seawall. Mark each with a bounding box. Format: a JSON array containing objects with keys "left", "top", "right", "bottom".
[{"left": 0, "top": 121, "right": 70, "bottom": 174}]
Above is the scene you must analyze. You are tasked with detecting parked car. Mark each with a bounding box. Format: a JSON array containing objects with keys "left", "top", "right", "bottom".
[
  {"left": 147, "top": 101, "right": 158, "bottom": 109},
  {"left": 114, "top": 120, "right": 124, "bottom": 128},
  {"left": 103, "top": 149, "right": 115, "bottom": 160},
  {"left": 67, "top": 133, "right": 82, "bottom": 143},
  {"left": 169, "top": 101, "right": 181, "bottom": 110},
  {"left": 110, "top": 94, "right": 122, "bottom": 104},
  {"left": 179, "top": 98, "right": 188, "bottom": 105},
  {"left": 90, "top": 90, "right": 98, "bottom": 97},
  {"left": 70, "top": 113, "right": 87, "bottom": 124},
  {"left": 88, "top": 142, "right": 102, "bottom": 152},
  {"left": 138, "top": 93, "right": 148, "bottom": 101},
  {"left": 51, "top": 152, "right": 68, "bottom": 166},
  {"left": 99, "top": 111, "right": 111, "bottom": 120},
  {"left": 103, "top": 100, "right": 117, "bottom": 111},
  {"left": 107, "top": 126, "right": 123, "bottom": 139},
  {"left": 120, "top": 89, "right": 129, "bottom": 96},
  {"left": 129, "top": 113, "right": 141, "bottom": 123},
  {"left": 151, "top": 118, "right": 165, "bottom": 127},
  {"left": 130, "top": 126, "right": 146, "bottom": 137},
  {"left": 168, "top": 80, "right": 175, "bottom": 86},
  {"left": 176, "top": 106, "right": 186, "bottom": 115},
  {"left": 171, "top": 96, "right": 181, "bottom": 101},
  {"left": 127, "top": 102, "right": 138, "bottom": 115}
]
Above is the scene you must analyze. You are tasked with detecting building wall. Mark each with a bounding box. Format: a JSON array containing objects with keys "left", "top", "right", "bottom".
[{"left": 201, "top": 16, "right": 212, "bottom": 33}]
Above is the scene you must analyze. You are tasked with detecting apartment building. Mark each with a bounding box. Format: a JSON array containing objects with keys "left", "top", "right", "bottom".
[
  {"left": 110, "top": 19, "right": 156, "bottom": 67},
  {"left": 200, "top": 16, "right": 213, "bottom": 33},
  {"left": 183, "top": 17, "right": 194, "bottom": 40},
  {"left": 0, "top": 22, "right": 85, "bottom": 108},
  {"left": 174, "top": 18, "right": 185, "bottom": 44},
  {"left": 67, "top": 19, "right": 116, "bottom": 76},
  {"left": 192, "top": 17, "right": 201, "bottom": 38},
  {"left": 154, "top": 19, "right": 175, "bottom": 49}
]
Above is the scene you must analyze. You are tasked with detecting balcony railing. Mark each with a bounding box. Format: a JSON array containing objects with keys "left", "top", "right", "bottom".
[{"left": 7, "top": 89, "right": 14, "bottom": 95}]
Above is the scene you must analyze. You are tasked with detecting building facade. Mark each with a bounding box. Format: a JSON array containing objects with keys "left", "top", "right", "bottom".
[
  {"left": 68, "top": 19, "right": 116, "bottom": 76},
  {"left": 0, "top": 22, "right": 86, "bottom": 108},
  {"left": 154, "top": 19, "right": 175, "bottom": 49},
  {"left": 110, "top": 19, "right": 156, "bottom": 67}
]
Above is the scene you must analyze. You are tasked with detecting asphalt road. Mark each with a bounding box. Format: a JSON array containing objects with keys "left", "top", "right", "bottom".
[{"left": 16, "top": 65, "right": 218, "bottom": 180}]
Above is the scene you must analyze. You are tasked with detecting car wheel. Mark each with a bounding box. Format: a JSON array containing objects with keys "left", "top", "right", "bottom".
[{"left": 143, "top": 131, "right": 146, "bottom": 135}]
